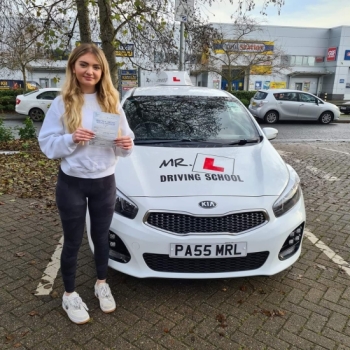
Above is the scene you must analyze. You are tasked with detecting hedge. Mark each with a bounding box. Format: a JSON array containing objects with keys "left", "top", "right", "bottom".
[{"left": 0, "top": 89, "right": 26, "bottom": 112}]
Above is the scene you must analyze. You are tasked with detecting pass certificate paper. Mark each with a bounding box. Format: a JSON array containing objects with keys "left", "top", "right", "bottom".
[{"left": 89, "top": 111, "right": 120, "bottom": 147}]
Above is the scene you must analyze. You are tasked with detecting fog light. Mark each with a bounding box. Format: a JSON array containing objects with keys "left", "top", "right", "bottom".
[
  {"left": 108, "top": 230, "right": 131, "bottom": 264},
  {"left": 279, "top": 223, "right": 305, "bottom": 260}
]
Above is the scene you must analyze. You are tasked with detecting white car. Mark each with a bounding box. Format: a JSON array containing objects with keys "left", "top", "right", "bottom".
[
  {"left": 15, "top": 88, "right": 61, "bottom": 121},
  {"left": 249, "top": 89, "right": 340, "bottom": 124},
  {"left": 87, "top": 71, "right": 306, "bottom": 279}
]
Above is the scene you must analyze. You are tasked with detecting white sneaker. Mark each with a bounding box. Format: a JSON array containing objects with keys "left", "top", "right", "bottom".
[
  {"left": 94, "top": 282, "right": 116, "bottom": 313},
  {"left": 62, "top": 292, "right": 90, "bottom": 324}
]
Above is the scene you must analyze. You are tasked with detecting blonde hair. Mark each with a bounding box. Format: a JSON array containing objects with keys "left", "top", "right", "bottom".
[{"left": 61, "top": 43, "right": 120, "bottom": 133}]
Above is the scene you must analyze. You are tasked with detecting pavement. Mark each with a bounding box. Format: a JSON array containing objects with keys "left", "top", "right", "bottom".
[{"left": 1, "top": 141, "right": 350, "bottom": 349}]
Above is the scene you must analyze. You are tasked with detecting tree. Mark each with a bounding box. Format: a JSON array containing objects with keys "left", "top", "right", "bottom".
[
  {"left": 0, "top": 0, "right": 286, "bottom": 87},
  {"left": 0, "top": 14, "right": 47, "bottom": 89},
  {"left": 187, "top": 17, "right": 289, "bottom": 92}
]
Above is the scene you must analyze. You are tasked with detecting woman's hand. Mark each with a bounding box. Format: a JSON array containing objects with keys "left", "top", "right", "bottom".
[
  {"left": 114, "top": 136, "right": 133, "bottom": 150},
  {"left": 72, "top": 128, "right": 95, "bottom": 144}
]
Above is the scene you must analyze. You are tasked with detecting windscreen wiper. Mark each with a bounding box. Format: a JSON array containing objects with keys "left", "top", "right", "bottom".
[
  {"left": 226, "top": 138, "right": 261, "bottom": 145},
  {"left": 134, "top": 138, "right": 218, "bottom": 144}
]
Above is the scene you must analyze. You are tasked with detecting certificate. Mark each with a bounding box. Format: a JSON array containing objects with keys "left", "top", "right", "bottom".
[{"left": 89, "top": 111, "right": 120, "bottom": 147}]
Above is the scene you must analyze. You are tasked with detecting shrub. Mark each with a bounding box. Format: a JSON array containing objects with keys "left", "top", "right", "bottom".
[
  {"left": 16, "top": 117, "right": 37, "bottom": 140},
  {"left": 239, "top": 98, "right": 250, "bottom": 107},
  {"left": 0, "top": 118, "right": 14, "bottom": 142}
]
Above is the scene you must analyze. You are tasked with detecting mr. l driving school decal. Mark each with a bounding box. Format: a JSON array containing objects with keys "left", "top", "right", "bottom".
[{"left": 159, "top": 153, "right": 243, "bottom": 183}]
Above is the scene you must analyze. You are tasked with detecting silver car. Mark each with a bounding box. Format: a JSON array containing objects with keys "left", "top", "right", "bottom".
[{"left": 248, "top": 89, "right": 340, "bottom": 124}]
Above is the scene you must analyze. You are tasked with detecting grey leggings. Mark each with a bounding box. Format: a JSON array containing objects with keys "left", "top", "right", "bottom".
[{"left": 56, "top": 168, "right": 116, "bottom": 293}]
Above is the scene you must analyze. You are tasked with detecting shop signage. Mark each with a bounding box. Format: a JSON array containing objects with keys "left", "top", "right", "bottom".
[
  {"left": 263, "top": 81, "right": 270, "bottom": 89},
  {"left": 255, "top": 81, "right": 262, "bottom": 90},
  {"left": 214, "top": 41, "right": 274, "bottom": 55},
  {"left": 344, "top": 50, "right": 350, "bottom": 60},
  {"left": 315, "top": 56, "right": 324, "bottom": 63},
  {"left": 326, "top": 47, "right": 337, "bottom": 61},
  {"left": 270, "top": 81, "right": 287, "bottom": 89},
  {"left": 115, "top": 44, "right": 134, "bottom": 57}
]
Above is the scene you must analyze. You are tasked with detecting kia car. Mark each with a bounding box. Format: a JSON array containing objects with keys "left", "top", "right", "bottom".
[
  {"left": 86, "top": 71, "right": 306, "bottom": 279},
  {"left": 249, "top": 89, "right": 340, "bottom": 124},
  {"left": 15, "top": 88, "right": 61, "bottom": 121}
]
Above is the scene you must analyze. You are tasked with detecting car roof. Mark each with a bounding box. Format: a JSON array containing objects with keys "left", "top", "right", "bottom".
[
  {"left": 36, "top": 88, "right": 61, "bottom": 92},
  {"left": 125, "top": 71, "right": 235, "bottom": 99},
  {"left": 258, "top": 89, "right": 313, "bottom": 94},
  {"left": 132, "top": 85, "right": 233, "bottom": 97}
]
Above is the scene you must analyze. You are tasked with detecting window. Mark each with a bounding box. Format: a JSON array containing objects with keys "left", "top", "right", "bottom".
[
  {"left": 123, "top": 96, "right": 259, "bottom": 141},
  {"left": 36, "top": 91, "right": 58, "bottom": 100},
  {"left": 253, "top": 91, "right": 268, "bottom": 100},
  {"left": 289, "top": 56, "right": 316, "bottom": 66},
  {"left": 274, "top": 92, "right": 298, "bottom": 101},
  {"left": 298, "top": 93, "right": 316, "bottom": 103}
]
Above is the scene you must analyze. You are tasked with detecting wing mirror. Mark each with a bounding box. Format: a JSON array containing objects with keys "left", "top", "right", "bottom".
[{"left": 262, "top": 127, "right": 278, "bottom": 140}]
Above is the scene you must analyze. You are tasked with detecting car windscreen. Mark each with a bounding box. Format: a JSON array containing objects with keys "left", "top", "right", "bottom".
[
  {"left": 253, "top": 91, "right": 268, "bottom": 100},
  {"left": 123, "top": 96, "right": 259, "bottom": 142},
  {"left": 24, "top": 90, "right": 38, "bottom": 96}
]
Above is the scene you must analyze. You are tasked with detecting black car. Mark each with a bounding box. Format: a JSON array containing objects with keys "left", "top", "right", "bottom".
[{"left": 339, "top": 102, "right": 350, "bottom": 115}]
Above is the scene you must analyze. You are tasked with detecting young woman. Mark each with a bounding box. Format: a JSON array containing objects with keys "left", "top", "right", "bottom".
[{"left": 39, "top": 43, "right": 134, "bottom": 324}]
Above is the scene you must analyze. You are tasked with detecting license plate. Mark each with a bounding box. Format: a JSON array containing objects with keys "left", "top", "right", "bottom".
[
  {"left": 252, "top": 102, "right": 257, "bottom": 106},
  {"left": 170, "top": 243, "right": 247, "bottom": 258}
]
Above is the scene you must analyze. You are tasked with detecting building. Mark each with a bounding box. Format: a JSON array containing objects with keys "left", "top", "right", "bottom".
[
  {"left": 1, "top": 23, "right": 350, "bottom": 100},
  {"left": 195, "top": 24, "right": 350, "bottom": 100}
]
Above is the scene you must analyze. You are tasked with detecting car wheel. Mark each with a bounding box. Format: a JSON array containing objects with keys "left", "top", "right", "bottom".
[
  {"left": 319, "top": 111, "right": 333, "bottom": 124},
  {"left": 29, "top": 108, "right": 44, "bottom": 122},
  {"left": 264, "top": 111, "right": 279, "bottom": 124}
]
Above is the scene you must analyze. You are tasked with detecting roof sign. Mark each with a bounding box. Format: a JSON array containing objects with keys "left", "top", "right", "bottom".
[{"left": 155, "top": 71, "right": 193, "bottom": 86}]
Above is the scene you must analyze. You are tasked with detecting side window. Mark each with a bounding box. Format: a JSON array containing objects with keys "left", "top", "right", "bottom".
[
  {"left": 274, "top": 92, "right": 298, "bottom": 101},
  {"left": 299, "top": 93, "right": 316, "bottom": 103},
  {"left": 36, "top": 91, "right": 57, "bottom": 100}
]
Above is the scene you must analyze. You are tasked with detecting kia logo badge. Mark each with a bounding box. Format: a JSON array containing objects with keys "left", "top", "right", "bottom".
[{"left": 199, "top": 201, "right": 217, "bottom": 208}]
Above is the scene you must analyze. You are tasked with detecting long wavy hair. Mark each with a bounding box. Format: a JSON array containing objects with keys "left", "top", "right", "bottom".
[{"left": 61, "top": 43, "right": 120, "bottom": 133}]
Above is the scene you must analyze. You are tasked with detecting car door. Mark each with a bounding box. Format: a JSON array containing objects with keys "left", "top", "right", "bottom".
[
  {"left": 297, "top": 93, "right": 321, "bottom": 120},
  {"left": 36, "top": 90, "right": 58, "bottom": 114},
  {"left": 274, "top": 92, "right": 299, "bottom": 120}
]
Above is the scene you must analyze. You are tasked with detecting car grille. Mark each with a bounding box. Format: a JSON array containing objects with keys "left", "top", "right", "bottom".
[
  {"left": 145, "top": 211, "right": 267, "bottom": 234},
  {"left": 143, "top": 252, "right": 269, "bottom": 273}
]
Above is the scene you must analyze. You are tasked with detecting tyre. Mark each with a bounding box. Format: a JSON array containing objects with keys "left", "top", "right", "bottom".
[
  {"left": 263, "top": 111, "right": 279, "bottom": 124},
  {"left": 29, "top": 108, "right": 45, "bottom": 122},
  {"left": 318, "top": 111, "right": 333, "bottom": 124}
]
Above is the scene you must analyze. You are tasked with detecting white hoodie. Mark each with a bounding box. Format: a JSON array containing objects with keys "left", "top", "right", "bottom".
[{"left": 38, "top": 93, "right": 134, "bottom": 179}]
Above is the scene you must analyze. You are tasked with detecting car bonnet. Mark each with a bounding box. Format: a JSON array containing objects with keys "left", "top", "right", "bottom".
[{"left": 115, "top": 140, "right": 289, "bottom": 197}]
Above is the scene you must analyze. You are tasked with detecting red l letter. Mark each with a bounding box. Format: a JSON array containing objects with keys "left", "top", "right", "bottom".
[
  {"left": 203, "top": 158, "right": 224, "bottom": 172},
  {"left": 173, "top": 77, "right": 180, "bottom": 82}
]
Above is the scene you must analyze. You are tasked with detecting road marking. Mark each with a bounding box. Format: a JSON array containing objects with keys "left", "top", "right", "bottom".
[
  {"left": 277, "top": 151, "right": 339, "bottom": 181},
  {"left": 317, "top": 147, "right": 350, "bottom": 156},
  {"left": 305, "top": 230, "right": 350, "bottom": 276},
  {"left": 35, "top": 236, "right": 63, "bottom": 295}
]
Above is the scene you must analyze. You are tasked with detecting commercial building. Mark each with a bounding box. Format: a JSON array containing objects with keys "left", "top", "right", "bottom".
[
  {"left": 1, "top": 24, "right": 350, "bottom": 100},
  {"left": 195, "top": 24, "right": 350, "bottom": 100}
]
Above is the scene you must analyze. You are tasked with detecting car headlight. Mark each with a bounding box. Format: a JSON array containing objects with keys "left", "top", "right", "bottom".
[
  {"left": 115, "top": 189, "right": 138, "bottom": 219},
  {"left": 273, "top": 165, "right": 301, "bottom": 218}
]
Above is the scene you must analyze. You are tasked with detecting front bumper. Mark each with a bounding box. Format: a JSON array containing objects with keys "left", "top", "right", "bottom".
[{"left": 86, "top": 194, "right": 306, "bottom": 279}]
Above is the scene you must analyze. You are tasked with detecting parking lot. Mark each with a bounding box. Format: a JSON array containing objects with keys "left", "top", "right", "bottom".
[{"left": 1, "top": 138, "right": 350, "bottom": 349}]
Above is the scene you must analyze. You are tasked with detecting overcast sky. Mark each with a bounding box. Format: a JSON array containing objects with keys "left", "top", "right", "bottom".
[{"left": 201, "top": 0, "right": 350, "bottom": 28}]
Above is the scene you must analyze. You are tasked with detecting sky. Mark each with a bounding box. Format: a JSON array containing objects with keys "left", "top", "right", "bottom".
[{"left": 201, "top": 0, "right": 350, "bottom": 28}]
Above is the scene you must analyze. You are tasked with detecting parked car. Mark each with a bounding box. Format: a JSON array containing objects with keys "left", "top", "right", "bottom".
[
  {"left": 338, "top": 101, "right": 350, "bottom": 115},
  {"left": 86, "top": 71, "right": 306, "bottom": 279},
  {"left": 15, "top": 88, "right": 61, "bottom": 121},
  {"left": 248, "top": 89, "right": 340, "bottom": 124}
]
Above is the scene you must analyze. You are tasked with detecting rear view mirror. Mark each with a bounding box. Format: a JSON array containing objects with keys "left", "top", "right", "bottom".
[{"left": 262, "top": 127, "right": 278, "bottom": 140}]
